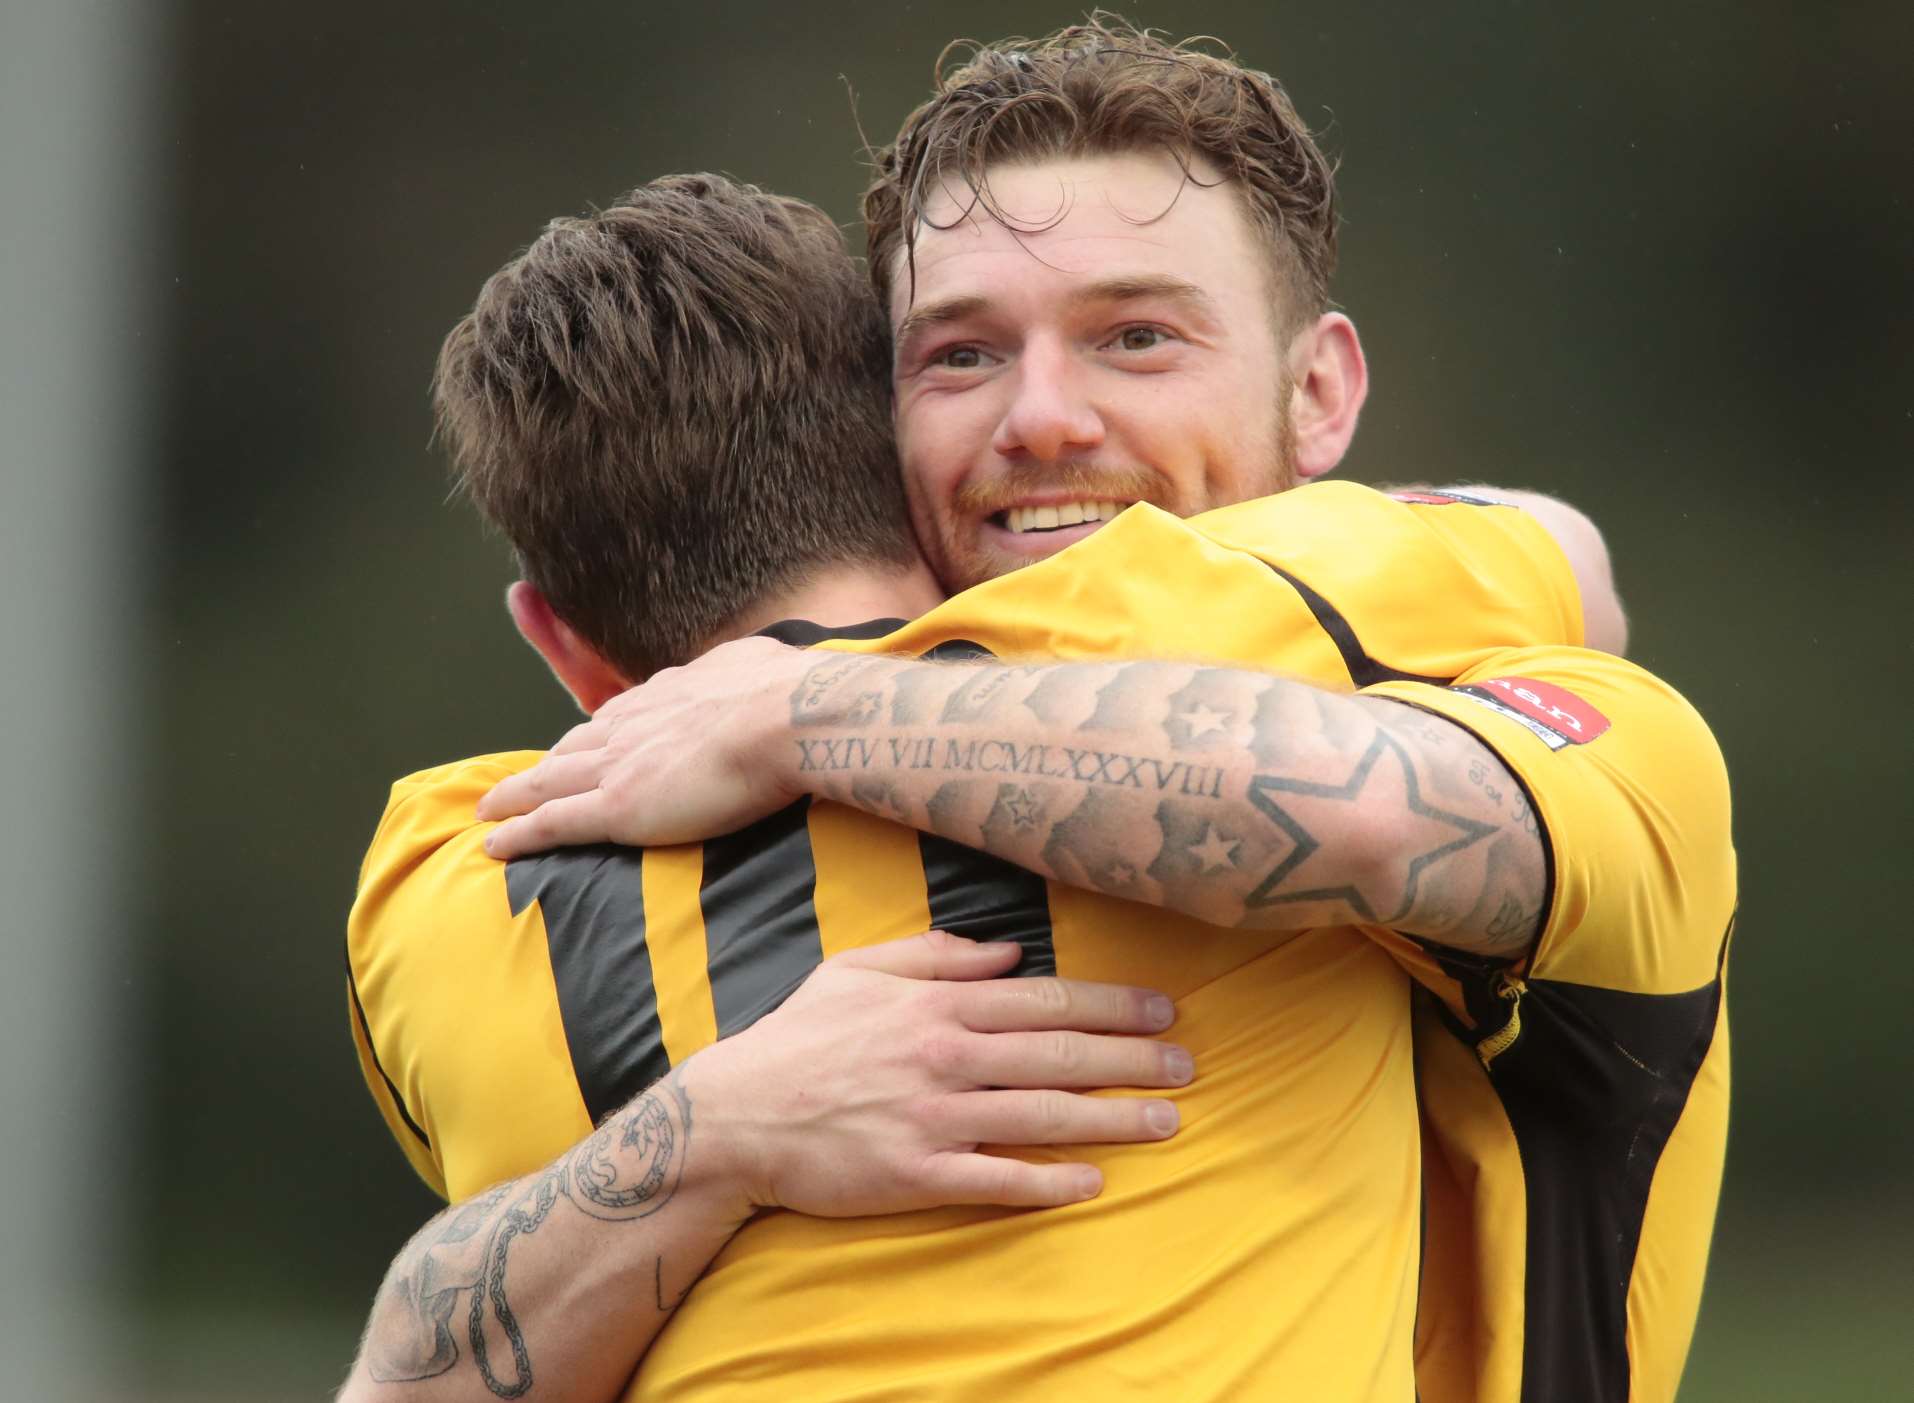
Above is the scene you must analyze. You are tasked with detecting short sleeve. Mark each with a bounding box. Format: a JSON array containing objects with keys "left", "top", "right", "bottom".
[
  {"left": 1364, "top": 647, "right": 1735, "bottom": 993},
  {"left": 346, "top": 752, "right": 596, "bottom": 1201},
  {"left": 1190, "top": 482, "right": 1586, "bottom": 675}
]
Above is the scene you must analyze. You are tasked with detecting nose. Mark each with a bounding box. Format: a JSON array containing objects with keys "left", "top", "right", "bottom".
[{"left": 991, "top": 337, "right": 1104, "bottom": 462}]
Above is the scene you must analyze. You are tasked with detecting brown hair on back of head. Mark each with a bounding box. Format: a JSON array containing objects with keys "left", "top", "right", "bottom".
[
  {"left": 434, "top": 173, "right": 918, "bottom": 680},
  {"left": 863, "top": 12, "right": 1338, "bottom": 334}
]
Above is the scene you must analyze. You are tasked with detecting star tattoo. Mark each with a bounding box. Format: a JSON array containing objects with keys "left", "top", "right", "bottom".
[
  {"left": 1176, "top": 703, "right": 1230, "bottom": 740},
  {"left": 1000, "top": 787, "right": 1042, "bottom": 831},
  {"left": 1188, "top": 823, "right": 1241, "bottom": 873},
  {"left": 1243, "top": 731, "right": 1497, "bottom": 922}
]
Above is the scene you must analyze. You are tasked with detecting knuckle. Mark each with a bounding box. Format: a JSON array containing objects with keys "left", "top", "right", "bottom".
[
  {"left": 981, "top": 1159, "right": 1016, "bottom": 1200},
  {"left": 915, "top": 1033, "right": 966, "bottom": 1076},
  {"left": 1025, "top": 977, "right": 1072, "bottom": 1020},
  {"left": 1033, "top": 1090, "right": 1072, "bottom": 1138},
  {"left": 904, "top": 1094, "right": 947, "bottom": 1137},
  {"left": 905, "top": 982, "right": 951, "bottom": 1022},
  {"left": 1044, "top": 1031, "right": 1084, "bottom": 1076}
]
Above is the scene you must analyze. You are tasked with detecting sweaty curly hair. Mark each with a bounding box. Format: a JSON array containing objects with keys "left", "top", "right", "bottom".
[
  {"left": 872, "top": 13, "right": 1347, "bottom": 333},
  {"left": 863, "top": 12, "right": 1340, "bottom": 333}
]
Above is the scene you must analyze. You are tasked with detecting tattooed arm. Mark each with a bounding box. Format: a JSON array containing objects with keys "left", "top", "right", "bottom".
[
  {"left": 339, "top": 1071, "right": 729, "bottom": 1403},
  {"left": 771, "top": 653, "right": 1545, "bottom": 958},
  {"left": 339, "top": 932, "right": 1185, "bottom": 1402},
  {"left": 485, "top": 642, "right": 1546, "bottom": 960}
]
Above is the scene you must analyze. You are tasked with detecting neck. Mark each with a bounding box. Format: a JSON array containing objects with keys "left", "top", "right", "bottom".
[{"left": 715, "top": 559, "right": 946, "bottom": 646}]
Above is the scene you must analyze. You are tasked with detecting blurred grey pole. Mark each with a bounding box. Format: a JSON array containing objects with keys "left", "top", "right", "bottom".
[{"left": 0, "top": 0, "right": 155, "bottom": 1396}]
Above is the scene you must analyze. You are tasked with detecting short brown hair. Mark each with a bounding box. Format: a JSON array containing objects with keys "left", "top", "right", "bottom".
[
  {"left": 434, "top": 174, "right": 918, "bottom": 679},
  {"left": 864, "top": 13, "right": 1338, "bottom": 330}
]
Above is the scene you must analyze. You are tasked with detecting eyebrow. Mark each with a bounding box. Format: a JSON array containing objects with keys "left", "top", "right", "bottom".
[
  {"left": 893, "top": 295, "right": 990, "bottom": 360},
  {"left": 894, "top": 275, "right": 1221, "bottom": 359}
]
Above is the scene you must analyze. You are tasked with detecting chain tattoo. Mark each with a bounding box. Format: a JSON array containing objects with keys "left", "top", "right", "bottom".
[
  {"left": 788, "top": 655, "right": 1545, "bottom": 956},
  {"left": 363, "top": 1074, "right": 692, "bottom": 1397}
]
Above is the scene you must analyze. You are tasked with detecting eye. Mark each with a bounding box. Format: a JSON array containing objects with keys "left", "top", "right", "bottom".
[
  {"left": 933, "top": 345, "right": 987, "bottom": 370},
  {"left": 1110, "top": 325, "right": 1172, "bottom": 353}
]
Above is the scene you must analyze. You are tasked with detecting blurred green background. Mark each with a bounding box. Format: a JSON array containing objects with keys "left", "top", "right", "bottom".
[{"left": 38, "top": 0, "right": 1914, "bottom": 1397}]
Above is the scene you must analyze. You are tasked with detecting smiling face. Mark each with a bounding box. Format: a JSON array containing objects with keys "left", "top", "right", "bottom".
[{"left": 890, "top": 151, "right": 1299, "bottom": 590}]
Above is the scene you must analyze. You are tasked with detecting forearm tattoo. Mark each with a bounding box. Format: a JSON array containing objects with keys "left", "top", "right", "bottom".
[
  {"left": 362, "top": 1074, "right": 692, "bottom": 1397},
  {"left": 789, "top": 656, "right": 1546, "bottom": 956}
]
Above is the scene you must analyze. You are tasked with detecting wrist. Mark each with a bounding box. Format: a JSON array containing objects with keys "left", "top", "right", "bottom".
[
  {"left": 744, "top": 644, "right": 812, "bottom": 800},
  {"left": 669, "top": 1038, "right": 774, "bottom": 1224}
]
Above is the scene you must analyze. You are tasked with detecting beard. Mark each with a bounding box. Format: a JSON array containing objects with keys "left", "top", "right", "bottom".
[{"left": 914, "top": 381, "right": 1298, "bottom": 592}]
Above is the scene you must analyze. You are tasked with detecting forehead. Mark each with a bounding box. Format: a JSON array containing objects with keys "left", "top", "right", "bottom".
[{"left": 891, "top": 151, "right": 1270, "bottom": 324}]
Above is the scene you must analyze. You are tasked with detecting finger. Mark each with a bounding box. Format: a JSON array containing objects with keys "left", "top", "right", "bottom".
[
  {"left": 959, "top": 1031, "right": 1194, "bottom": 1091},
  {"left": 916, "top": 1152, "right": 1103, "bottom": 1209},
  {"left": 477, "top": 750, "right": 615, "bottom": 821},
  {"left": 941, "top": 1089, "right": 1180, "bottom": 1146},
  {"left": 955, "top": 977, "right": 1175, "bottom": 1036},
  {"left": 548, "top": 716, "right": 615, "bottom": 756},
  {"left": 482, "top": 792, "right": 616, "bottom": 859},
  {"left": 831, "top": 930, "right": 1023, "bottom": 982}
]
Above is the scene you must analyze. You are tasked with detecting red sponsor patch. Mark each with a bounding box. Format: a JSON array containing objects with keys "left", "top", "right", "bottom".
[{"left": 1456, "top": 677, "right": 1610, "bottom": 750}]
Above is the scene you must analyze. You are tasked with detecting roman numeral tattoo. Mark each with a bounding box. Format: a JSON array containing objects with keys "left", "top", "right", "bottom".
[{"left": 785, "top": 654, "right": 1546, "bottom": 957}]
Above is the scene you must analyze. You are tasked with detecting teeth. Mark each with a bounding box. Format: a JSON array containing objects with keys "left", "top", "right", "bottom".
[{"left": 1004, "top": 500, "right": 1130, "bottom": 533}]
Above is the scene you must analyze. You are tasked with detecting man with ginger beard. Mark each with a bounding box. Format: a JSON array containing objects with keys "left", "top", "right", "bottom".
[{"left": 344, "top": 19, "right": 1731, "bottom": 1403}]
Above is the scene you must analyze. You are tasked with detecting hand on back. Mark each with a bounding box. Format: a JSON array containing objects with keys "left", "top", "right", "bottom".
[{"left": 684, "top": 931, "right": 1190, "bottom": 1218}]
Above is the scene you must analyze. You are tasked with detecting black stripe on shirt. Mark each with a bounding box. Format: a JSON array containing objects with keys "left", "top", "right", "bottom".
[
  {"left": 1434, "top": 917, "right": 1733, "bottom": 1403},
  {"left": 506, "top": 846, "right": 667, "bottom": 1127},
  {"left": 699, "top": 799, "right": 826, "bottom": 1038},
  {"left": 918, "top": 832, "right": 1057, "bottom": 978},
  {"left": 1260, "top": 563, "right": 1452, "bottom": 688},
  {"left": 346, "top": 953, "right": 430, "bottom": 1148}
]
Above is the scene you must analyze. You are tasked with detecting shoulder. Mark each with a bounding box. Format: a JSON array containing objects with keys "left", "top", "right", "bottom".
[
  {"left": 351, "top": 750, "right": 547, "bottom": 967},
  {"left": 361, "top": 752, "right": 545, "bottom": 873}
]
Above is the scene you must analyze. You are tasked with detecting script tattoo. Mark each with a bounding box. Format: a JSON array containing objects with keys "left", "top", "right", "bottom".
[
  {"left": 364, "top": 1074, "right": 692, "bottom": 1398},
  {"left": 790, "top": 657, "right": 886, "bottom": 726},
  {"left": 1486, "top": 892, "right": 1538, "bottom": 944},
  {"left": 780, "top": 656, "right": 1543, "bottom": 950}
]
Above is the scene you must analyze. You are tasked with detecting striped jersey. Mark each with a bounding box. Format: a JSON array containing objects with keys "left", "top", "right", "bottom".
[{"left": 349, "top": 482, "right": 1729, "bottom": 1401}]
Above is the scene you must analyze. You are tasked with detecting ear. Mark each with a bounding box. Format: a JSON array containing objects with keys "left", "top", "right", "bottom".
[
  {"left": 1285, "top": 312, "right": 1369, "bottom": 481},
  {"left": 506, "top": 581, "right": 636, "bottom": 714}
]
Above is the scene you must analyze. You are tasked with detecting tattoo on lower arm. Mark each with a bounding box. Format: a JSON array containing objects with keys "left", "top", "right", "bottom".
[
  {"left": 783, "top": 658, "right": 1542, "bottom": 949},
  {"left": 364, "top": 1073, "right": 692, "bottom": 1397}
]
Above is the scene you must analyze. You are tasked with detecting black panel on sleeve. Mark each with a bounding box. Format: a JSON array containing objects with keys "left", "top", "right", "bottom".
[{"left": 1429, "top": 919, "right": 1733, "bottom": 1403}]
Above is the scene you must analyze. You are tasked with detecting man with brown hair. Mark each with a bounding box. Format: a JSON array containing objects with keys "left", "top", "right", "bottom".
[
  {"left": 344, "top": 174, "right": 1202, "bottom": 1403},
  {"left": 348, "top": 16, "right": 1737, "bottom": 1401},
  {"left": 484, "top": 18, "right": 1728, "bottom": 1403},
  {"left": 436, "top": 173, "right": 934, "bottom": 698}
]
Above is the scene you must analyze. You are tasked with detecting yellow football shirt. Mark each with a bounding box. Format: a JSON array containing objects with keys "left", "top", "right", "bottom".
[
  {"left": 1363, "top": 650, "right": 1734, "bottom": 1403},
  {"left": 350, "top": 483, "right": 1678, "bottom": 1400}
]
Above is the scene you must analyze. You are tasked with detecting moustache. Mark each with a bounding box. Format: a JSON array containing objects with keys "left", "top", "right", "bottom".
[{"left": 952, "top": 463, "right": 1163, "bottom": 517}]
